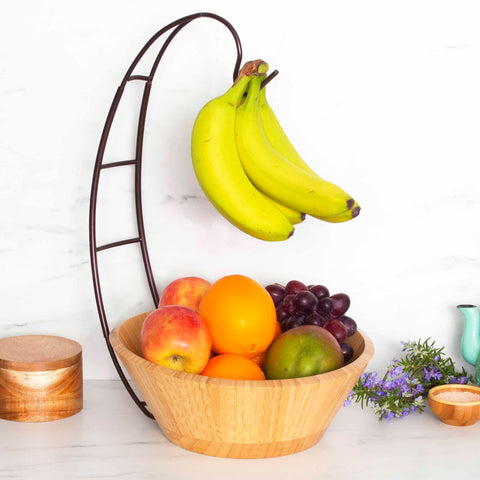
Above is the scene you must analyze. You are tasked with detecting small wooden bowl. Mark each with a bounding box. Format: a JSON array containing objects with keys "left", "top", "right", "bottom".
[
  {"left": 0, "top": 335, "right": 83, "bottom": 422},
  {"left": 110, "top": 312, "right": 374, "bottom": 458},
  {"left": 428, "top": 384, "right": 480, "bottom": 426}
]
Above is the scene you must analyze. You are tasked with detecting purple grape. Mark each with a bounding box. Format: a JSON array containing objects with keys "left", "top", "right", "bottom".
[
  {"left": 285, "top": 316, "right": 304, "bottom": 330},
  {"left": 324, "top": 319, "right": 347, "bottom": 343},
  {"left": 280, "top": 316, "right": 291, "bottom": 332},
  {"left": 292, "top": 311, "right": 307, "bottom": 323},
  {"left": 338, "top": 315, "right": 357, "bottom": 337},
  {"left": 281, "top": 294, "right": 296, "bottom": 314},
  {"left": 285, "top": 280, "right": 308, "bottom": 295},
  {"left": 276, "top": 305, "right": 289, "bottom": 323},
  {"left": 316, "top": 297, "right": 334, "bottom": 314},
  {"left": 304, "top": 312, "right": 327, "bottom": 327},
  {"left": 340, "top": 342, "right": 354, "bottom": 364},
  {"left": 308, "top": 284, "right": 330, "bottom": 300},
  {"left": 294, "top": 291, "right": 318, "bottom": 312},
  {"left": 330, "top": 293, "right": 350, "bottom": 317},
  {"left": 265, "top": 284, "right": 286, "bottom": 306}
]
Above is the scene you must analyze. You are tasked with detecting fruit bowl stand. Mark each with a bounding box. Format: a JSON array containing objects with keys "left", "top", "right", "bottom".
[{"left": 88, "top": 12, "right": 374, "bottom": 458}]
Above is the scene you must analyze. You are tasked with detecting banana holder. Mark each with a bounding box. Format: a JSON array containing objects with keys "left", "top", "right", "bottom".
[{"left": 89, "top": 12, "right": 374, "bottom": 458}]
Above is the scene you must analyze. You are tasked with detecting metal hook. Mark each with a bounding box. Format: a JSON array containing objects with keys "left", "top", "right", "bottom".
[{"left": 261, "top": 69, "right": 279, "bottom": 89}]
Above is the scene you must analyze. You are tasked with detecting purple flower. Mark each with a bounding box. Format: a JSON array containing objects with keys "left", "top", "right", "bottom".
[
  {"left": 383, "top": 380, "right": 394, "bottom": 391},
  {"left": 390, "top": 366, "right": 404, "bottom": 376},
  {"left": 400, "top": 384, "right": 412, "bottom": 394},
  {"left": 384, "top": 411, "right": 395, "bottom": 420},
  {"left": 393, "top": 377, "right": 405, "bottom": 388},
  {"left": 423, "top": 366, "right": 442, "bottom": 381}
]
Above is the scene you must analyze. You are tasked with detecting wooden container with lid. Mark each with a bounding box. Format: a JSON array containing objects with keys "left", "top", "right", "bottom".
[{"left": 0, "top": 335, "right": 83, "bottom": 422}]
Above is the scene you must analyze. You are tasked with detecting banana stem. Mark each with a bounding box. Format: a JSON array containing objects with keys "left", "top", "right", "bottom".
[
  {"left": 234, "top": 59, "right": 269, "bottom": 83},
  {"left": 244, "top": 74, "right": 264, "bottom": 109},
  {"left": 224, "top": 75, "right": 251, "bottom": 106},
  {"left": 227, "top": 60, "right": 269, "bottom": 106}
]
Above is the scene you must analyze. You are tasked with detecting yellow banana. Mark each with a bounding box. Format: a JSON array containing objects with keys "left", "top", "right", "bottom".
[
  {"left": 236, "top": 63, "right": 358, "bottom": 219},
  {"left": 259, "top": 86, "right": 360, "bottom": 223},
  {"left": 316, "top": 203, "right": 361, "bottom": 222},
  {"left": 258, "top": 191, "right": 305, "bottom": 225},
  {"left": 191, "top": 74, "right": 294, "bottom": 241},
  {"left": 258, "top": 87, "right": 317, "bottom": 176}
]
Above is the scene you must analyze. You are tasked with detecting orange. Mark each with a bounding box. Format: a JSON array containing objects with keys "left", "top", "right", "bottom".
[
  {"left": 199, "top": 274, "right": 277, "bottom": 358},
  {"left": 201, "top": 353, "right": 265, "bottom": 380},
  {"left": 273, "top": 320, "right": 282, "bottom": 339}
]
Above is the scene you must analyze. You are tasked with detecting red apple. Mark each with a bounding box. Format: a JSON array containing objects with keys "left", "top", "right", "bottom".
[
  {"left": 140, "top": 306, "right": 212, "bottom": 374},
  {"left": 159, "top": 276, "right": 211, "bottom": 312}
]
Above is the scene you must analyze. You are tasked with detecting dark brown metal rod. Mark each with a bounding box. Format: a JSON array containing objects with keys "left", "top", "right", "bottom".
[
  {"left": 96, "top": 237, "right": 141, "bottom": 252},
  {"left": 89, "top": 85, "right": 126, "bottom": 340},
  {"left": 134, "top": 81, "right": 159, "bottom": 306},
  {"left": 121, "top": 12, "right": 242, "bottom": 86},
  {"left": 261, "top": 69, "right": 279, "bottom": 89},
  {"left": 128, "top": 75, "right": 151, "bottom": 81},
  {"left": 100, "top": 159, "right": 137, "bottom": 169}
]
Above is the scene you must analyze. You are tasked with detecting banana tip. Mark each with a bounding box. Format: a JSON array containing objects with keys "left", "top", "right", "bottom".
[
  {"left": 352, "top": 206, "right": 361, "bottom": 218},
  {"left": 288, "top": 228, "right": 295, "bottom": 239}
]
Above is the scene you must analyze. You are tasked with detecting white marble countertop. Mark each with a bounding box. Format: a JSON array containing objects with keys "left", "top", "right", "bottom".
[{"left": 0, "top": 380, "right": 478, "bottom": 479}]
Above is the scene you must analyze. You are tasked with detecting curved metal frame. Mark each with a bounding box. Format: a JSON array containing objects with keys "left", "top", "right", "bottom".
[{"left": 89, "top": 12, "right": 278, "bottom": 418}]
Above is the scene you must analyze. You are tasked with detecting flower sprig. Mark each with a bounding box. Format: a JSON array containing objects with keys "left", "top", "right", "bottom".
[{"left": 345, "top": 338, "right": 475, "bottom": 420}]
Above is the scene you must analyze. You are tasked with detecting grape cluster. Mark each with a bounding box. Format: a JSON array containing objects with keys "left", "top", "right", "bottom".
[{"left": 265, "top": 280, "right": 358, "bottom": 364}]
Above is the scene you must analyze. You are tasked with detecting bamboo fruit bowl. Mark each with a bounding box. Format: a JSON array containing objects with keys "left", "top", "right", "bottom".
[{"left": 110, "top": 311, "right": 374, "bottom": 458}]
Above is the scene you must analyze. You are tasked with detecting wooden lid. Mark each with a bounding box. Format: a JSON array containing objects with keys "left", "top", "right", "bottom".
[{"left": 0, "top": 335, "right": 82, "bottom": 371}]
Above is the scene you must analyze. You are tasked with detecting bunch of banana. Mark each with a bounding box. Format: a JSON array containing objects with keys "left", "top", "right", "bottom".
[{"left": 191, "top": 60, "right": 360, "bottom": 241}]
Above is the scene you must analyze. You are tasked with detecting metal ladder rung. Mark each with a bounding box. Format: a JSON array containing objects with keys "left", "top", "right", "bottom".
[
  {"left": 128, "top": 75, "right": 151, "bottom": 81},
  {"left": 100, "top": 159, "right": 137, "bottom": 169},
  {"left": 96, "top": 237, "right": 142, "bottom": 252}
]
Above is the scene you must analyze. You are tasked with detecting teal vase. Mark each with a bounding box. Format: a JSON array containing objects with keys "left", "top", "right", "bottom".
[
  {"left": 476, "top": 355, "right": 480, "bottom": 385},
  {"left": 457, "top": 304, "right": 480, "bottom": 367}
]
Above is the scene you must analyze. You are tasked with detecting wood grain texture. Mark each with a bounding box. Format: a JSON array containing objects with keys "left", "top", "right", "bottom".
[
  {"left": 0, "top": 335, "right": 83, "bottom": 422},
  {"left": 110, "top": 312, "right": 374, "bottom": 458},
  {"left": 428, "top": 384, "right": 480, "bottom": 426}
]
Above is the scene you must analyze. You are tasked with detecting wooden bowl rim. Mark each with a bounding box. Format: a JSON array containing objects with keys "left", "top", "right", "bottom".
[
  {"left": 428, "top": 384, "right": 480, "bottom": 406},
  {"left": 109, "top": 312, "right": 374, "bottom": 388}
]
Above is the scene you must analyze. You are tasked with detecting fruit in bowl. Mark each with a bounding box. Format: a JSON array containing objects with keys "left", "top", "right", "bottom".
[
  {"left": 140, "top": 306, "right": 211, "bottom": 374},
  {"left": 201, "top": 353, "right": 265, "bottom": 380},
  {"left": 263, "top": 325, "right": 344, "bottom": 379},
  {"left": 266, "top": 280, "right": 358, "bottom": 366},
  {"left": 142, "top": 274, "right": 362, "bottom": 383},
  {"left": 158, "top": 276, "right": 211, "bottom": 312},
  {"left": 199, "top": 274, "right": 277, "bottom": 358}
]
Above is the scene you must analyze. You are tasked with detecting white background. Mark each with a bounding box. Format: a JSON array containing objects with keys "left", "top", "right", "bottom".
[{"left": 1, "top": 0, "right": 479, "bottom": 379}]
